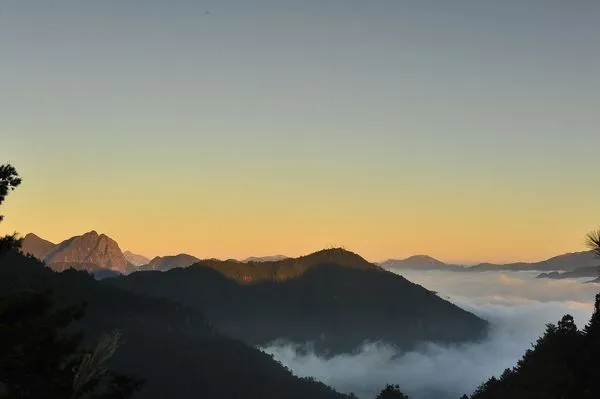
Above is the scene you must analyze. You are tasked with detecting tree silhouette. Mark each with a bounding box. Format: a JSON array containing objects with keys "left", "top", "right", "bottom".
[
  {"left": 0, "top": 290, "right": 143, "bottom": 398},
  {"left": 0, "top": 163, "right": 22, "bottom": 255},
  {"left": 586, "top": 229, "right": 600, "bottom": 257},
  {"left": 375, "top": 384, "right": 409, "bottom": 399},
  {"left": 467, "top": 230, "right": 600, "bottom": 398}
]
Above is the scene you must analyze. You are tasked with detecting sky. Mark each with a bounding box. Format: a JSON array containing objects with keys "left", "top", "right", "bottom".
[{"left": 2, "top": 1, "right": 600, "bottom": 262}]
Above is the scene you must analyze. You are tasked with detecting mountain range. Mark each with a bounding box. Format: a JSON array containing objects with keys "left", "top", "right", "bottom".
[
  {"left": 381, "top": 251, "right": 599, "bottom": 273},
  {"left": 137, "top": 254, "right": 201, "bottom": 271},
  {"left": 21, "top": 230, "right": 599, "bottom": 280},
  {"left": 0, "top": 250, "right": 352, "bottom": 399},
  {"left": 107, "top": 248, "right": 488, "bottom": 356},
  {"left": 536, "top": 266, "right": 600, "bottom": 280}
]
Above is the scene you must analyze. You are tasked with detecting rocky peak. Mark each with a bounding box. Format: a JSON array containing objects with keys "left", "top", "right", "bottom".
[{"left": 44, "top": 231, "right": 128, "bottom": 272}]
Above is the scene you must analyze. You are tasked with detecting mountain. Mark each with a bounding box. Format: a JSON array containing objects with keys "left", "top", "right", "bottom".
[
  {"left": 536, "top": 266, "right": 600, "bottom": 280},
  {"left": 138, "top": 253, "right": 200, "bottom": 271},
  {"left": 172, "top": 247, "right": 383, "bottom": 284},
  {"left": 42, "top": 231, "right": 130, "bottom": 273},
  {"left": 243, "top": 255, "right": 290, "bottom": 263},
  {"left": 107, "top": 248, "right": 489, "bottom": 356},
  {"left": 380, "top": 255, "right": 464, "bottom": 271},
  {"left": 467, "top": 251, "right": 599, "bottom": 272},
  {"left": 0, "top": 250, "right": 353, "bottom": 399},
  {"left": 123, "top": 251, "right": 150, "bottom": 267},
  {"left": 380, "top": 251, "right": 600, "bottom": 273},
  {"left": 21, "top": 233, "right": 57, "bottom": 260}
]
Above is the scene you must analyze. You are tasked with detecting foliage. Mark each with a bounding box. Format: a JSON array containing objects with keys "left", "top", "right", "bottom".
[
  {"left": 0, "top": 164, "right": 22, "bottom": 255},
  {"left": 586, "top": 228, "right": 600, "bottom": 258},
  {"left": 0, "top": 289, "right": 142, "bottom": 399},
  {"left": 466, "top": 294, "right": 600, "bottom": 399},
  {"left": 375, "top": 384, "right": 409, "bottom": 399}
]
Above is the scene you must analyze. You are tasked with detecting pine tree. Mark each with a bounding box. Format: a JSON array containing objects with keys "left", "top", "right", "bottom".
[{"left": 0, "top": 164, "right": 22, "bottom": 255}]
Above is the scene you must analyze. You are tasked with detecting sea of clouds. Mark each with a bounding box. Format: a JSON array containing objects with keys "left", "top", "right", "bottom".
[{"left": 260, "top": 269, "right": 599, "bottom": 399}]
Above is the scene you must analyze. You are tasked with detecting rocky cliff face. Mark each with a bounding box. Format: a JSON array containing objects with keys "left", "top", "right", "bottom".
[{"left": 44, "top": 231, "right": 129, "bottom": 272}]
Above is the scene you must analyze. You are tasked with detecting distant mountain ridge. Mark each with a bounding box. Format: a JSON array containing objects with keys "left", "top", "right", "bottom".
[
  {"left": 381, "top": 251, "right": 599, "bottom": 273},
  {"left": 536, "top": 266, "right": 600, "bottom": 280},
  {"left": 381, "top": 255, "right": 465, "bottom": 271},
  {"left": 243, "top": 255, "right": 290, "bottom": 263},
  {"left": 138, "top": 253, "right": 200, "bottom": 271}
]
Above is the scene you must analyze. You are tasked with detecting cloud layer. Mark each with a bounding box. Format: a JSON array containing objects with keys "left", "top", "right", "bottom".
[{"left": 261, "top": 271, "right": 599, "bottom": 399}]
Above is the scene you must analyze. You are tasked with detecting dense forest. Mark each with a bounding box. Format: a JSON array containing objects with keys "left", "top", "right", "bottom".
[{"left": 106, "top": 254, "right": 488, "bottom": 356}]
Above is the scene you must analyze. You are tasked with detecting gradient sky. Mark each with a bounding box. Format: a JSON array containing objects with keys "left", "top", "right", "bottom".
[{"left": 2, "top": 1, "right": 600, "bottom": 263}]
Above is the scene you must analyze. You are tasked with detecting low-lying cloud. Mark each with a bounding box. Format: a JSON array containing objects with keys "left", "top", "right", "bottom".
[{"left": 260, "top": 271, "right": 599, "bottom": 399}]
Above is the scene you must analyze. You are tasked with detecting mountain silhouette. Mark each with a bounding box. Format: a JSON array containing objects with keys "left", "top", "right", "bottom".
[
  {"left": 467, "top": 251, "right": 599, "bottom": 272},
  {"left": 380, "top": 251, "right": 599, "bottom": 273},
  {"left": 123, "top": 250, "right": 150, "bottom": 267},
  {"left": 108, "top": 248, "right": 488, "bottom": 356},
  {"left": 536, "top": 265, "right": 600, "bottom": 280},
  {"left": 138, "top": 253, "right": 200, "bottom": 271},
  {"left": 381, "top": 255, "right": 464, "bottom": 271},
  {"left": 0, "top": 250, "right": 353, "bottom": 399}
]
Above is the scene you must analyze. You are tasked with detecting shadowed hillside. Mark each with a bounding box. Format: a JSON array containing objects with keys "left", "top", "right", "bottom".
[
  {"left": 107, "top": 249, "right": 488, "bottom": 356},
  {"left": 0, "top": 251, "right": 354, "bottom": 399}
]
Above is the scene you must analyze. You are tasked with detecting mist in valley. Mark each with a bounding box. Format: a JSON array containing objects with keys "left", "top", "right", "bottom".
[{"left": 261, "top": 270, "right": 599, "bottom": 399}]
